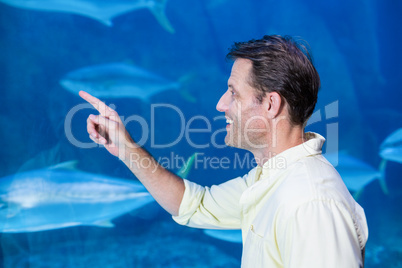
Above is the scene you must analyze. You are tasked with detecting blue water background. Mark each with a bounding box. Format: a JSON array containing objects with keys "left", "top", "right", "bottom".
[{"left": 0, "top": 0, "right": 401, "bottom": 267}]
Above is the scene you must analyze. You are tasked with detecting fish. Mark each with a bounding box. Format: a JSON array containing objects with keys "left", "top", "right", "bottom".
[
  {"left": 0, "top": 154, "right": 197, "bottom": 233},
  {"left": 0, "top": 0, "right": 174, "bottom": 33},
  {"left": 0, "top": 164, "right": 153, "bottom": 233},
  {"left": 325, "top": 152, "right": 387, "bottom": 199},
  {"left": 379, "top": 128, "right": 402, "bottom": 163},
  {"left": 203, "top": 229, "right": 242, "bottom": 243},
  {"left": 60, "top": 62, "right": 181, "bottom": 101}
]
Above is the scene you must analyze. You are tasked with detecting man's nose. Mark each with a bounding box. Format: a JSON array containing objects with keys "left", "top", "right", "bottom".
[{"left": 216, "top": 92, "right": 229, "bottom": 112}]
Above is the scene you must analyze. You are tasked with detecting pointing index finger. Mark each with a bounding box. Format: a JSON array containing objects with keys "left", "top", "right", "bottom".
[{"left": 79, "top": 90, "right": 109, "bottom": 116}]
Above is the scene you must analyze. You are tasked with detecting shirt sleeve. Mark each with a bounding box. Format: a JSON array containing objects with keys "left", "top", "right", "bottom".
[
  {"left": 172, "top": 175, "right": 249, "bottom": 229},
  {"left": 278, "top": 200, "right": 365, "bottom": 268}
]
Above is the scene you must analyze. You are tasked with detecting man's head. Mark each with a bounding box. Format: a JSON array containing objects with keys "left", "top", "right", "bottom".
[
  {"left": 216, "top": 35, "right": 320, "bottom": 153},
  {"left": 226, "top": 35, "right": 320, "bottom": 126}
]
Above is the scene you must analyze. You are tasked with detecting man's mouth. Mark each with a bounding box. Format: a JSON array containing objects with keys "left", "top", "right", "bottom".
[{"left": 226, "top": 117, "right": 234, "bottom": 127}]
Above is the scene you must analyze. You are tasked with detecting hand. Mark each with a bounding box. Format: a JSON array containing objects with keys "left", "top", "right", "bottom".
[{"left": 79, "top": 91, "right": 135, "bottom": 159}]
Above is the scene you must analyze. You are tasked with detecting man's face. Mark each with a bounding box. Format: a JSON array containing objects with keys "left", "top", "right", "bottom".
[{"left": 216, "top": 58, "right": 269, "bottom": 150}]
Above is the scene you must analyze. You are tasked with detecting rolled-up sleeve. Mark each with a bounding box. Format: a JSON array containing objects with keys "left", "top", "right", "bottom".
[{"left": 172, "top": 175, "right": 249, "bottom": 229}]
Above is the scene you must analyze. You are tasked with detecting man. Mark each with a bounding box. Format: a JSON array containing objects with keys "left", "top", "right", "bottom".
[{"left": 79, "top": 35, "right": 368, "bottom": 267}]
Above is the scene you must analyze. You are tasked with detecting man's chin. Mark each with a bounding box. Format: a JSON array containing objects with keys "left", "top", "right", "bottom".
[
  {"left": 225, "top": 141, "right": 234, "bottom": 147},
  {"left": 225, "top": 136, "right": 238, "bottom": 148},
  {"left": 224, "top": 136, "right": 233, "bottom": 147}
]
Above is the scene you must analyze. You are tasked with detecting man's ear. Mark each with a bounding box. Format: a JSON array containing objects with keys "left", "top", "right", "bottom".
[{"left": 266, "top": 92, "right": 282, "bottom": 118}]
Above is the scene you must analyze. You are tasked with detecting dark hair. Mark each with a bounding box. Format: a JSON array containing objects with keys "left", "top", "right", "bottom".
[{"left": 227, "top": 35, "right": 320, "bottom": 126}]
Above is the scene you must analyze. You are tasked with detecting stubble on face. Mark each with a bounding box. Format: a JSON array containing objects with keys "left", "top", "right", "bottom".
[
  {"left": 224, "top": 59, "right": 269, "bottom": 151},
  {"left": 226, "top": 101, "right": 269, "bottom": 150}
]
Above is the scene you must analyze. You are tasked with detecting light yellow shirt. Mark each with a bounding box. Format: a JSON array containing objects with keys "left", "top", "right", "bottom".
[{"left": 173, "top": 133, "right": 368, "bottom": 267}]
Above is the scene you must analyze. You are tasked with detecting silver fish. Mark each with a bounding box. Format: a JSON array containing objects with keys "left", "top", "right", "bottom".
[
  {"left": 60, "top": 62, "right": 180, "bottom": 101},
  {"left": 379, "top": 128, "right": 402, "bottom": 163},
  {"left": 0, "top": 154, "right": 196, "bottom": 233},
  {"left": 0, "top": 0, "right": 174, "bottom": 33},
  {"left": 0, "top": 167, "right": 153, "bottom": 233}
]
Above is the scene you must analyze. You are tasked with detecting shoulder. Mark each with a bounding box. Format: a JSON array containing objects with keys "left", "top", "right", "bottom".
[{"left": 273, "top": 155, "right": 357, "bottom": 217}]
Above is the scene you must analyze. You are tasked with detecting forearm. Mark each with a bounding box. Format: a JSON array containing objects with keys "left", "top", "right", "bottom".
[{"left": 121, "top": 144, "right": 185, "bottom": 216}]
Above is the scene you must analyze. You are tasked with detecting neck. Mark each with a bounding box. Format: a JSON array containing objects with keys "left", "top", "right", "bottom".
[{"left": 252, "top": 124, "right": 305, "bottom": 167}]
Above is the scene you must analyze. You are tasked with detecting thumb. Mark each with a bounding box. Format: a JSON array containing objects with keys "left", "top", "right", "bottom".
[{"left": 88, "top": 114, "right": 119, "bottom": 145}]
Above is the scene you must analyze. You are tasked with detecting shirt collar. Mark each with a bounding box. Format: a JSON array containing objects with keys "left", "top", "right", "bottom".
[{"left": 258, "top": 132, "right": 325, "bottom": 181}]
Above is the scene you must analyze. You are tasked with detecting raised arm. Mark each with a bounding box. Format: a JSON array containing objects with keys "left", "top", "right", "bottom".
[{"left": 78, "top": 91, "right": 184, "bottom": 216}]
